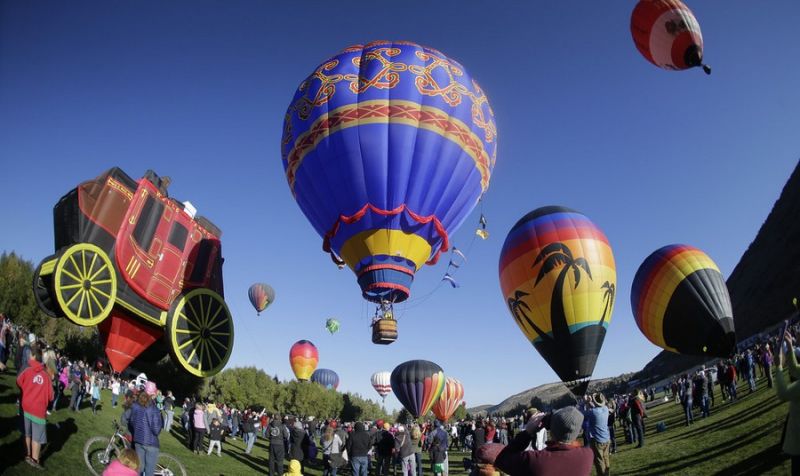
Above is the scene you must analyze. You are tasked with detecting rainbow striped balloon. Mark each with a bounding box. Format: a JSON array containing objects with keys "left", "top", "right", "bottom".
[
  {"left": 289, "top": 340, "right": 319, "bottom": 381},
  {"left": 499, "top": 206, "right": 616, "bottom": 392},
  {"left": 432, "top": 377, "right": 464, "bottom": 422},
  {"left": 390, "top": 360, "right": 445, "bottom": 418},
  {"left": 631, "top": 244, "right": 735, "bottom": 357},
  {"left": 248, "top": 283, "right": 274, "bottom": 315}
]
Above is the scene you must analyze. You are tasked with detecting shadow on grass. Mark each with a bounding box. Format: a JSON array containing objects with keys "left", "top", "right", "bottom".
[
  {"left": 42, "top": 417, "right": 78, "bottom": 464},
  {"left": 713, "top": 443, "right": 788, "bottom": 476},
  {"left": 616, "top": 424, "right": 776, "bottom": 475}
]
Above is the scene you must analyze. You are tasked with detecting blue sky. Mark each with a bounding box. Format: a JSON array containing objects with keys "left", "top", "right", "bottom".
[{"left": 1, "top": 1, "right": 798, "bottom": 411}]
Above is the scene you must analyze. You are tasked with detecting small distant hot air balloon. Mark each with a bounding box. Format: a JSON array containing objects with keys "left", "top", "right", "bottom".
[
  {"left": 631, "top": 0, "right": 711, "bottom": 74},
  {"left": 499, "top": 206, "right": 616, "bottom": 396},
  {"left": 248, "top": 283, "right": 275, "bottom": 315},
  {"left": 289, "top": 340, "right": 319, "bottom": 381},
  {"left": 311, "top": 368, "right": 340, "bottom": 390},
  {"left": 390, "top": 360, "right": 445, "bottom": 418},
  {"left": 325, "top": 318, "right": 341, "bottom": 335},
  {"left": 631, "top": 244, "right": 736, "bottom": 357},
  {"left": 371, "top": 371, "right": 392, "bottom": 403},
  {"left": 432, "top": 377, "right": 464, "bottom": 422}
]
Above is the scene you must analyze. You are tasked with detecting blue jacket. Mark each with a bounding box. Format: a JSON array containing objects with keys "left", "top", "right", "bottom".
[
  {"left": 586, "top": 406, "right": 610, "bottom": 443},
  {"left": 129, "top": 401, "right": 163, "bottom": 448}
]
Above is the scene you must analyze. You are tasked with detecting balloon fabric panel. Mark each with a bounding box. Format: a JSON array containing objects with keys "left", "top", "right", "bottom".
[{"left": 283, "top": 41, "right": 496, "bottom": 303}]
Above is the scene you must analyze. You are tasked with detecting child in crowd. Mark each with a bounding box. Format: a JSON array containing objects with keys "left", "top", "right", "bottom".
[
  {"left": 208, "top": 417, "right": 224, "bottom": 456},
  {"left": 102, "top": 448, "right": 139, "bottom": 476},
  {"left": 431, "top": 435, "right": 445, "bottom": 476},
  {"left": 284, "top": 459, "right": 303, "bottom": 476}
]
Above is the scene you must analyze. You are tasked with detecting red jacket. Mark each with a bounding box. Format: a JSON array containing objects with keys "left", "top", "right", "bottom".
[
  {"left": 495, "top": 431, "right": 593, "bottom": 476},
  {"left": 16, "top": 359, "right": 54, "bottom": 421}
]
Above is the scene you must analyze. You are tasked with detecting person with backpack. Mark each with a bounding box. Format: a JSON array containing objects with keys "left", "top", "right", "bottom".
[
  {"left": 17, "top": 342, "right": 53, "bottom": 470},
  {"left": 269, "top": 413, "right": 288, "bottom": 476}
]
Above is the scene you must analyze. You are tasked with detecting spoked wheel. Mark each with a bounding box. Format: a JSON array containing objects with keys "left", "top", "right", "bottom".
[
  {"left": 166, "top": 288, "right": 234, "bottom": 377},
  {"left": 155, "top": 452, "right": 188, "bottom": 476},
  {"left": 83, "top": 436, "right": 120, "bottom": 476},
  {"left": 32, "top": 255, "right": 58, "bottom": 318},
  {"left": 54, "top": 243, "right": 117, "bottom": 326}
]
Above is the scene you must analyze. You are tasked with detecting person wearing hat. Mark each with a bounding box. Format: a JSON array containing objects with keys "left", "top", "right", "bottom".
[
  {"left": 494, "top": 406, "right": 593, "bottom": 476},
  {"left": 375, "top": 422, "right": 395, "bottom": 476},
  {"left": 283, "top": 459, "right": 304, "bottom": 476},
  {"left": 586, "top": 393, "right": 611, "bottom": 476}
]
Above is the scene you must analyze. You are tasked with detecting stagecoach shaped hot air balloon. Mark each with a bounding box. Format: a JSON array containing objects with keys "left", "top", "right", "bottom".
[
  {"left": 281, "top": 40, "right": 497, "bottom": 344},
  {"left": 248, "top": 283, "right": 275, "bottom": 315},
  {"left": 311, "top": 368, "right": 340, "bottom": 390},
  {"left": 432, "top": 377, "right": 464, "bottom": 422},
  {"left": 631, "top": 0, "right": 711, "bottom": 74},
  {"left": 32, "top": 168, "right": 233, "bottom": 378},
  {"left": 371, "top": 371, "right": 392, "bottom": 403},
  {"left": 390, "top": 360, "right": 445, "bottom": 418},
  {"left": 499, "top": 206, "right": 616, "bottom": 396},
  {"left": 289, "top": 340, "right": 319, "bottom": 381},
  {"left": 631, "top": 244, "right": 736, "bottom": 357}
]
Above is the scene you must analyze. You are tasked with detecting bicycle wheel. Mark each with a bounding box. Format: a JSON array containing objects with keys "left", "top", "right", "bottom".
[
  {"left": 83, "top": 436, "right": 119, "bottom": 476},
  {"left": 155, "top": 452, "right": 187, "bottom": 476}
]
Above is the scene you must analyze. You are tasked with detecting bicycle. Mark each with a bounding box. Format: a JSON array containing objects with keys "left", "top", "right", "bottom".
[{"left": 83, "top": 420, "right": 187, "bottom": 476}]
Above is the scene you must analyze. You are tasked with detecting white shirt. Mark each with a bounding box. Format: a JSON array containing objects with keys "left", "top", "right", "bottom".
[{"left": 111, "top": 381, "right": 120, "bottom": 395}]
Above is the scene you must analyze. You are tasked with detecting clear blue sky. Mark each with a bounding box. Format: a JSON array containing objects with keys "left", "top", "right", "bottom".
[{"left": 1, "top": 1, "right": 798, "bottom": 411}]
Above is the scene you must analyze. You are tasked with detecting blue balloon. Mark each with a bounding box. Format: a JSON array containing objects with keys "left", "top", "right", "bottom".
[
  {"left": 282, "top": 41, "right": 496, "bottom": 303},
  {"left": 310, "top": 368, "right": 340, "bottom": 390}
]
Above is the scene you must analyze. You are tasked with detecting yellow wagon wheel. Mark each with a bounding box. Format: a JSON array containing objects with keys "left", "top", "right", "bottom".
[
  {"left": 53, "top": 243, "right": 117, "bottom": 327},
  {"left": 167, "top": 288, "right": 234, "bottom": 377}
]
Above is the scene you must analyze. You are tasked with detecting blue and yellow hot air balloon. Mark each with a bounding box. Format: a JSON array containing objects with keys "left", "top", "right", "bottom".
[
  {"left": 631, "top": 244, "right": 735, "bottom": 357},
  {"left": 282, "top": 41, "right": 496, "bottom": 305},
  {"left": 499, "top": 207, "right": 616, "bottom": 395}
]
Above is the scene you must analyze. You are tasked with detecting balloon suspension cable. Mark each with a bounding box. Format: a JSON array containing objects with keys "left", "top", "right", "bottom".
[
  {"left": 398, "top": 199, "right": 490, "bottom": 315},
  {"left": 702, "top": 64, "right": 711, "bottom": 75},
  {"left": 331, "top": 250, "right": 346, "bottom": 269}
]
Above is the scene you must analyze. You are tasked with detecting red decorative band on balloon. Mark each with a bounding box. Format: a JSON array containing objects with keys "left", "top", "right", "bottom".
[
  {"left": 364, "top": 281, "right": 411, "bottom": 294},
  {"left": 358, "top": 264, "right": 415, "bottom": 277},
  {"left": 323, "top": 203, "right": 449, "bottom": 265}
]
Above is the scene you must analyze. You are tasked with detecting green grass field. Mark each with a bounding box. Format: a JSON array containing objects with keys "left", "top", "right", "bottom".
[{"left": 0, "top": 365, "right": 792, "bottom": 475}]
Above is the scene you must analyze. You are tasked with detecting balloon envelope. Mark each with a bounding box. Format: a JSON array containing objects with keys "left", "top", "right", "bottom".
[
  {"left": 631, "top": 244, "right": 735, "bottom": 357},
  {"left": 325, "top": 318, "right": 341, "bottom": 335},
  {"left": 390, "top": 360, "right": 445, "bottom": 418},
  {"left": 248, "top": 283, "right": 275, "bottom": 314},
  {"left": 289, "top": 340, "right": 319, "bottom": 381},
  {"left": 432, "top": 377, "right": 464, "bottom": 422},
  {"left": 631, "top": 0, "right": 708, "bottom": 73},
  {"left": 499, "top": 206, "right": 616, "bottom": 394},
  {"left": 282, "top": 40, "right": 497, "bottom": 303},
  {"left": 311, "top": 368, "right": 340, "bottom": 390},
  {"left": 371, "top": 371, "right": 392, "bottom": 400}
]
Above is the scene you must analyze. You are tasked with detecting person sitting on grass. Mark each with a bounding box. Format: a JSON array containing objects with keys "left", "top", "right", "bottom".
[
  {"left": 16, "top": 341, "right": 53, "bottom": 470},
  {"left": 284, "top": 459, "right": 304, "bottom": 476},
  {"left": 102, "top": 448, "right": 140, "bottom": 476}
]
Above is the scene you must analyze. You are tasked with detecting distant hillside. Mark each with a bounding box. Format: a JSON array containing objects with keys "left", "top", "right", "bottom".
[
  {"left": 636, "top": 160, "right": 800, "bottom": 383},
  {"left": 467, "top": 374, "right": 634, "bottom": 416}
]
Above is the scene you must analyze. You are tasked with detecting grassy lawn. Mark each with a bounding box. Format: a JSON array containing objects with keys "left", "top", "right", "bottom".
[{"left": 0, "top": 364, "right": 793, "bottom": 475}]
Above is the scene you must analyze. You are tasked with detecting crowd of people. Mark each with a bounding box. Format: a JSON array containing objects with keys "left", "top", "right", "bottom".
[{"left": 4, "top": 308, "right": 800, "bottom": 475}]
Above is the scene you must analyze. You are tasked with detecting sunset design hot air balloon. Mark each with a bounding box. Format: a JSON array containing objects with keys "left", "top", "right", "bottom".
[
  {"left": 499, "top": 206, "right": 616, "bottom": 395},
  {"left": 432, "top": 377, "right": 464, "bottom": 422}
]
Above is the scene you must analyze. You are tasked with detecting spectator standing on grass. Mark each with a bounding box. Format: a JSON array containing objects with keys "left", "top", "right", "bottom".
[
  {"left": 102, "top": 448, "right": 140, "bottom": 476},
  {"left": 17, "top": 342, "right": 53, "bottom": 470},
  {"left": 681, "top": 375, "right": 694, "bottom": 426},
  {"left": 726, "top": 360, "right": 738, "bottom": 401},
  {"left": 630, "top": 390, "right": 646, "bottom": 448},
  {"left": 90, "top": 374, "right": 101, "bottom": 415},
  {"left": 15, "top": 332, "right": 32, "bottom": 375},
  {"left": 269, "top": 413, "right": 288, "bottom": 476},
  {"left": 395, "top": 425, "right": 416, "bottom": 476},
  {"left": 128, "top": 382, "right": 163, "bottom": 476},
  {"left": 192, "top": 402, "right": 208, "bottom": 454},
  {"left": 163, "top": 390, "right": 175, "bottom": 431},
  {"left": 111, "top": 378, "right": 121, "bottom": 408},
  {"left": 586, "top": 393, "right": 611, "bottom": 476},
  {"left": 207, "top": 417, "right": 224, "bottom": 456},
  {"left": 774, "top": 329, "right": 800, "bottom": 475},
  {"left": 763, "top": 344, "right": 774, "bottom": 389},
  {"left": 695, "top": 369, "right": 710, "bottom": 418}
]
